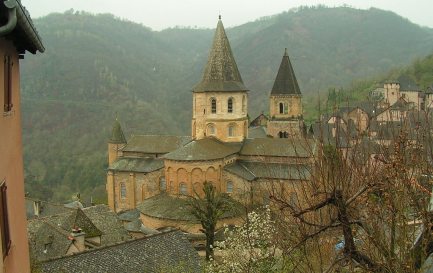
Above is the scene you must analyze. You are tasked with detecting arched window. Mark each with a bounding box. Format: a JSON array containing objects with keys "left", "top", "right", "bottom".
[
  {"left": 284, "top": 132, "right": 289, "bottom": 138},
  {"left": 228, "top": 124, "right": 235, "bottom": 137},
  {"left": 120, "top": 183, "right": 126, "bottom": 199},
  {"left": 227, "top": 181, "right": 233, "bottom": 193},
  {"left": 228, "top": 98, "right": 233, "bottom": 113},
  {"left": 284, "top": 103, "right": 289, "bottom": 114},
  {"left": 159, "top": 177, "right": 166, "bottom": 192},
  {"left": 211, "top": 98, "right": 217, "bottom": 114},
  {"left": 279, "top": 103, "right": 284, "bottom": 114},
  {"left": 179, "top": 183, "right": 188, "bottom": 195},
  {"left": 278, "top": 131, "right": 283, "bottom": 138},
  {"left": 207, "top": 123, "right": 216, "bottom": 135}
]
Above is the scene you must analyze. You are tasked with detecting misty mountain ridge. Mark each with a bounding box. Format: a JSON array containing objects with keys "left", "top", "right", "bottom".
[{"left": 21, "top": 6, "right": 433, "bottom": 201}]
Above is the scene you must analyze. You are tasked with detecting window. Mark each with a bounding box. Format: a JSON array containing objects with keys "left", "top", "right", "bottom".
[
  {"left": 0, "top": 181, "right": 11, "bottom": 258},
  {"left": 3, "top": 55, "right": 13, "bottom": 112},
  {"left": 120, "top": 183, "right": 126, "bottom": 199},
  {"left": 211, "top": 98, "right": 217, "bottom": 114},
  {"left": 227, "top": 181, "right": 233, "bottom": 193},
  {"left": 278, "top": 131, "right": 288, "bottom": 138},
  {"left": 179, "top": 183, "right": 188, "bottom": 195},
  {"left": 207, "top": 124, "right": 216, "bottom": 135},
  {"left": 228, "top": 125, "right": 235, "bottom": 137},
  {"left": 159, "top": 177, "right": 166, "bottom": 192},
  {"left": 279, "top": 103, "right": 284, "bottom": 114},
  {"left": 228, "top": 98, "right": 233, "bottom": 113},
  {"left": 284, "top": 103, "right": 288, "bottom": 114}
]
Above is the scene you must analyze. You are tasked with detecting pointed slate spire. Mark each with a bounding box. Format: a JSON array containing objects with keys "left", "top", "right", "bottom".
[
  {"left": 193, "top": 17, "right": 247, "bottom": 92},
  {"left": 109, "top": 118, "right": 126, "bottom": 144},
  {"left": 271, "top": 48, "right": 301, "bottom": 95}
]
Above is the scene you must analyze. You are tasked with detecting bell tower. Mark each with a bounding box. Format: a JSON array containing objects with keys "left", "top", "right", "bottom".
[
  {"left": 268, "top": 48, "right": 304, "bottom": 138},
  {"left": 191, "top": 16, "right": 248, "bottom": 143}
]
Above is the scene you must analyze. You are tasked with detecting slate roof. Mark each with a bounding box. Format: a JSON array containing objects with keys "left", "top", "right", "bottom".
[
  {"left": 122, "top": 135, "right": 191, "bottom": 154},
  {"left": 271, "top": 48, "right": 301, "bottom": 95},
  {"left": 28, "top": 209, "right": 103, "bottom": 262},
  {"left": 0, "top": 0, "right": 45, "bottom": 53},
  {"left": 25, "top": 198, "right": 74, "bottom": 219},
  {"left": 240, "top": 138, "right": 314, "bottom": 157},
  {"left": 398, "top": 75, "right": 421, "bottom": 91},
  {"left": 108, "top": 119, "right": 126, "bottom": 144},
  {"left": 108, "top": 157, "right": 164, "bottom": 173},
  {"left": 118, "top": 209, "right": 141, "bottom": 222},
  {"left": 248, "top": 126, "right": 268, "bottom": 138},
  {"left": 225, "top": 161, "right": 311, "bottom": 181},
  {"left": 164, "top": 137, "right": 242, "bottom": 161},
  {"left": 28, "top": 205, "right": 132, "bottom": 262},
  {"left": 39, "top": 230, "right": 202, "bottom": 273},
  {"left": 137, "top": 193, "right": 243, "bottom": 221},
  {"left": 193, "top": 18, "right": 247, "bottom": 92},
  {"left": 82, "top": 205, "right": 131, "bottom": 245}
]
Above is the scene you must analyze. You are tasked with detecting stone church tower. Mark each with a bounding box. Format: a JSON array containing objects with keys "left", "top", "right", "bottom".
[
  {"left": 191, "top": 16, "right": 248, "bottom": 143},
  {"left": 267, "top": 48, "right": 304, "bottom": 138}
]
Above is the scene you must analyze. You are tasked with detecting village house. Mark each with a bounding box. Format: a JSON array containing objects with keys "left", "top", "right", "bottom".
[{"left": 0, "top": 1, "right": 44, "bottom": 272}]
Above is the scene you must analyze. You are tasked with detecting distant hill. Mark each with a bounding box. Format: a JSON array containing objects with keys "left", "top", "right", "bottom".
[{"left": 21, "top": 6, "right": 433, "bottom": 202}]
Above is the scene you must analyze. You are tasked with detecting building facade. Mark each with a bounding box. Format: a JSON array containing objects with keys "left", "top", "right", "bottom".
[{"left": 0, "top": 1, "right": 44, "bottom": 272}]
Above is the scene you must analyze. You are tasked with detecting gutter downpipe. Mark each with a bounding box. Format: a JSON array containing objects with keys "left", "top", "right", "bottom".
[{"left": 0, "top": 0, "right": 18, "bottom": 36}]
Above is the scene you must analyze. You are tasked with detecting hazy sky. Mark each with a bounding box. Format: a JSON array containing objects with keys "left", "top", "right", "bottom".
[{"left": 21, "top": 0, "right": 433, "bottom": 31}]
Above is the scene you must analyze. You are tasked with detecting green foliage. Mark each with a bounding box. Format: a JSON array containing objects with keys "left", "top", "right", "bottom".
[
  {"left": 20, "top": 7, "right": 433, "bottom": 202},
  {"left": 188, "top": 182, "right": 230, "bottom": 260}
]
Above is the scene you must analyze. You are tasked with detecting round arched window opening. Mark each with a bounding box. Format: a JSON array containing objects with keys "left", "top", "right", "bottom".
[
  {"left": 159, "top": 177, "right": 166, "bottom": 192},
  {"left": 227, "top": 181, "right": 233, "bottom": 193},
  {"left": 228, "top": 98, "right": 233, "bottom": 113},
  {"left": 211, "top": 98, "right": 217, "bottom": 114},
  {"left": 179, "top": 183, "right": 188, "bottom": 195}
]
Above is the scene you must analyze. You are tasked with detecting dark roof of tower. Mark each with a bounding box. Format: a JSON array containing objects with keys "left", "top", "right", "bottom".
[
  {"left": 193, "top": 18, "right": 247, "bottom": 92},
  {"left": 271, "top": 48, "right": 301, "bottom": 96},
  {"left": 109, "top": 119, "right": 126, "bottom": 144}
]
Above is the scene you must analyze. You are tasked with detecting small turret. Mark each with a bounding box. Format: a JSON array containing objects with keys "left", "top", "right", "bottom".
[
  {"left": 108, "top": 118, "right": 126, "bottom": 165},
  {"left": 268, "top": 48, "right": 304, "bottom": 138}
]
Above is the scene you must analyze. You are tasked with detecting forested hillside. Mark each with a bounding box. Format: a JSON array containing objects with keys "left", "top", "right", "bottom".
[{"left": 21, "top": 6, "right": 433, "bottom": 202}]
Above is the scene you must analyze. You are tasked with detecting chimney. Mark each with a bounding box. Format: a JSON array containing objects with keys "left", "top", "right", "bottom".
[
  {"left": 33, "top": 200, "right": 41, "bottom": 217},
  {"left": 71, "top": 227, "right": 86, "bottom": 252}
]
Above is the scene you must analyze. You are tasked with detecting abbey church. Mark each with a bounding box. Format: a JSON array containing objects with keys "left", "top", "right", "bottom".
[{"left": 106, "top": 18, "right": 312, "bottom": 232}]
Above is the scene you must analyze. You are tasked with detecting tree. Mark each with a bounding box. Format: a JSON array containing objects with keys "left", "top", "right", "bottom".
[
  {"left": 206, "top": 207, "right": 287, "bottom": 273},
  {"left": 188, "top": 181, "right": 230, "bottom": 260},
  {"left": 270, "top": 113, "right": 433, "bottom": 272}
]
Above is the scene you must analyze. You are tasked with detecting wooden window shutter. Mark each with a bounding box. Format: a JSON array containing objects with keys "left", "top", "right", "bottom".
[
  {"left": 0, "top": 181, "right": 11, "bottom": 258},
  {"left": 3, "top": 55, "right": 13, "bottom": 112}
]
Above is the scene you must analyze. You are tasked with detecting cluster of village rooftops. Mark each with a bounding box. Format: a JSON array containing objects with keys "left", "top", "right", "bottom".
[{"left": 24, "top": 17, "right": 433, "bottom": 272}]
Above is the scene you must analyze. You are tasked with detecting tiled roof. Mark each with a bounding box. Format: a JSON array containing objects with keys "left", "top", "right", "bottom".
[
  {"left": 82, "top": 205, "right": 131, "bottom": 245},
  {"left": 122, "top": 135, "right": 191, "bottom": 154},
  {"left": 28, "top": 209, "right": 103, "bottom": 262},
  {"left": 137, "top": 193, "right": 243, "bottom": 221},
  {"left": 248, "top": 126, "right": 268, "bottom": 138},
  {"left": 25, "top": 198, "right": 74, "bottom": 219},
  {"left": 109, "top": 119, "right": 126, "bottom": 144},
  {"left": 117, "top": 209, "right": 140, "bottom": 222},
  {"left": 240, "top": 138, "right": 314, "bottom": 157},
  {"left": 39, "top": 230, "right": 202, "bottom": 273},
  {"left": 271, "top": 48, "right": 301, "bottom": 95},
  {"left": 1, "top": 0, "right": 45, "bottom": 53},
  {"left": 225, "top": 161, "right": 310, "bottom": 181},
  {"left": 108, "top": 157, "right": 164, "bottom": 173},
  {"left": 193, "top": 18, "right": 247, "bottom": 93},
  {"left": 28, "top": 205, "right": 132, "bottom": 262},
  {"left": 164, "top": 137, "right": 242, "bottom": 161}
]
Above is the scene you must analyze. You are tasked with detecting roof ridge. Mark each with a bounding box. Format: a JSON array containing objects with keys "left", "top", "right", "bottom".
[{"left": 39, "top": 229, "right": 182, "bottom": 263}]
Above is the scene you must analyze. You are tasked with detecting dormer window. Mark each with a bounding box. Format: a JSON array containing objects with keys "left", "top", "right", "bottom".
[
  {"left": 228, "top": 98, "right": 233, "bottom": 113},
  {"left": 211, "top": 98, "right": 217, "bottom": 114}
]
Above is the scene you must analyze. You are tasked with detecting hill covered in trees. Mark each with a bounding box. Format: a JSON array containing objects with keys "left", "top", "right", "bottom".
[{"left": 21, "top": 6, "right": 433, "bottom": 202}]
